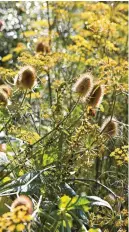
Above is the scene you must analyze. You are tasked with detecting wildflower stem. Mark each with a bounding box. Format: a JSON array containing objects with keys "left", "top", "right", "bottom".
[
  {"left": 47, "top": 71, "right": 52, "bottom": 107},
  {"left": 0, "top": 117, "right": 11, "bottom": 133},
  {"left": 20, "top": 89, "right": 27, "bottom": 108},
  {"left": 67, "top": 178, "right": 118, "bottom": 198},
  {"left": 32, "top": 195, "right": 42, "bottom": 217},
  {"left": 46, "top": 2, "right": 52, "bottom": 107},
  {"left": 31, "top": 97, "right": 80, "bottom": 147}
]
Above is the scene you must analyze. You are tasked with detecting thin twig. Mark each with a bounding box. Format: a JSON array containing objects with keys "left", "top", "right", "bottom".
[{"left": 67, "top": 178, "right": 119, "bottom": 198}]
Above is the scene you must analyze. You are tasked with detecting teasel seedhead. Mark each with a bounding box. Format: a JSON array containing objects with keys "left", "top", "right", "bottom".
[
  {"left": 36, "top": 42, "right": 50, "bottom": 54},
  {"left": 0, "top": 84, "right": 12, "bottom": 97},
  {"left": 88, "top": 84, "right": 104, "bottom": 108},
  {"left": 0, "top": 77, "right": 5, "bottom": 85},
  {"left": 0, "top": 90, "right": 8, "bottom": 106},
  {"left": 0, "top": 144, "right": 6, "bottom": 152},
  {"left": 88, "top": 108, "right": 96, "bottom": 117},
  {"left": 0, "top": 20, "right": 3, "bottom": 31},
  {"left": 11, "top": 195, "right": 33, "bottom": 215},
  {"left": 73, "top": 73, "right": 93, "bottom": 100},
  {"left": 15, "top": 66, "right": 36, "bottom": 89},
  {"left": 100, "top": 117, "right": 118, "bottom": 137}
]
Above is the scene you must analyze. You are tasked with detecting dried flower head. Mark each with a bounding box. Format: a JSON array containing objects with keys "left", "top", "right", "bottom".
[
  {"left": 16, "top": 66, "right": 36, "bottom": 89},
  {"left": 11, "top": 195, "right": 33, "bottom": 215},
  {"left": 0, "top": 20, "right": 3, "bottom": 31},
  {"left": 88, "top": 84, "right": 104, "bottom": 108},
  {"left": 0, "top": 90, "right": 8, "bottom": 106},
  {"left": 0, "top": 85, "right": 11, "bottom": 97},
  {"left": 0, "top": 77, "right": 5, "bottom": 85},
  {"left": 0, "top": 144, "right": 6, "bottom": 152},
  {"left": 100, "top": 117, "right": 118, "bottom": 137},
  {"left": 73, "top": 73, "right": 93, "bottom": 99},
  {"left": 88, "top": 108, "right": 96, "bottom": 117},
  {"left": 36, "top": 42, "right": 50, "bottom": 54}
]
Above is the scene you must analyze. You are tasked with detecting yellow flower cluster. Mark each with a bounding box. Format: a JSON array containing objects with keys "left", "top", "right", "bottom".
[
  {"left": 110, "top": 145, "right": 128, "bottom": 166},
  {"left": 18, "top": 51, "right": 63, "bottom": 73},
  {"left": 0, "top": 205, "right": 33, "bottom": 232}
]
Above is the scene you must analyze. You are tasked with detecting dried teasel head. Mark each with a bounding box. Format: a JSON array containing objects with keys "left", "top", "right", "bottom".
[
  {"left": 16, "top": 66, "right": 36, "bottom": 89},
  {"left": 88, "top": 108, "right": 96, "bottom": 117},
  {"left": 11, "top": 195, "right": 33, "bottom": 215},
  {"left": 36, "top": 42, "right": 50, "bottom": 54},
  {"left": 0, "top": 144, "right": 6, "bottom": 152},
  {"left": 100, "top": 117, "right": 118, "bottom": 137},
  {"left": 73, "top": 73, "right": 93, "bottom": 100},
  {"left": 0, "top": 90, "right": 8, "bottom": 106},
  {"left": 0, "top": 20, "right": 3, "bottom": 31},
  {"left": 0, "top": 85, "right": 12, "bottom": 97},
  {"left": 88, "top": 84, "right": 104, "bottom": 108},
  {"left": 0, "top": 77, "right": 5, "bottom": 85}
]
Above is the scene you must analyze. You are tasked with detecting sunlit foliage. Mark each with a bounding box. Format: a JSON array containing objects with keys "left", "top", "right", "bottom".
[{"left": 0, "top": 1, "right": 128, "bottom": 232}]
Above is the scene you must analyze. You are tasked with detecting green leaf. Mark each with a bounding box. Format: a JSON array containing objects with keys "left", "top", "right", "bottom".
[
  {"left": 59, "top": 195, "right": 71, "bottom": 210},
  {"left": 99, "top": 104, "right": 104, "bottom": 112},
  {"left": 67, "top": 196, "right": 90, "bottom": 210},
  {"left": 59, "top": 195, "right": 90, "bottom": 211},
  {"left": 87, "top": 196, "right": 112, "bottom": 210},
  {"left": 79, "top": 225, "right": 88, "bottom": 232},
  {"left": 88, "top": 229, "right": 102, "bottom": 232}
]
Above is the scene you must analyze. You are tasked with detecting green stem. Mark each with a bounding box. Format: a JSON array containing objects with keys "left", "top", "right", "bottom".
[
  {"left": 31, "top": 97, "right": 80, "bottom": 147},
  {"left": 67, "top": 178, "right": 118, "bottom": 198}
]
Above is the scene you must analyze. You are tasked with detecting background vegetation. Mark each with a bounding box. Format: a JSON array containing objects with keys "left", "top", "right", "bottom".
[{"left": 0, "top": 1, "right": 128, "bottom": 232}]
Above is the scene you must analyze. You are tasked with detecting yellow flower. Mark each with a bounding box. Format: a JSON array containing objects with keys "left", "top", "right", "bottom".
[
  {"left": 2, "top": 212, "right": 12, "bottom": 218},
  {"left": 0, "top": 221, "right": 5, "bottom": 227},
  {"left": 115, "top": 148, "right": 120, "bottom": 152},
  {"left": 17, "top": 210, "right": 26, "bottom": 219},
  {"left": 12, "top": 217, "right": 21, "bottom": 224},
  {"left": 23, "top": 214, "right": 33, "bottom": 222},
  {"left": 118, "top": 150, "right": 122, "bottom": 154},
  {"left": 7, "top": 224, "right": 16, "bottom": 231},
  {"left": 5, "top": 220, "right": 12, "bottom": 227},
  {"left": 12, "top": 205, "right": 28, "bottom": 213},
  {"left": 16, "top": 223, "right": 25, "bottom": 231}
]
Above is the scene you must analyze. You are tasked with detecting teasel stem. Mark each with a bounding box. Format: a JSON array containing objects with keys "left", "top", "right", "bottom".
[
  {"left": 110, "top": 86, "right": 116, "bottom": 121},
  {"left": 19, "top": 89, "right": 27, "bottom": 108},
  {"left": 95, "top": 156, "right": 100, "bottom": 182},
  {"left": 47, "top": 71, "right": 52, "bottom": 107},
  {"left": 47, "top": 1, "right": 51, "bottom": 47},
  {"left": 0, "top": 117, "right": 12, "bottom": 133},
  {"left": 46, "top": 2, "right": 52, "bottom": 107}
]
